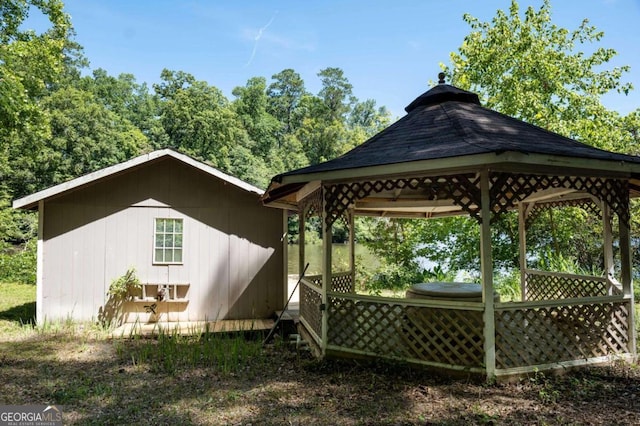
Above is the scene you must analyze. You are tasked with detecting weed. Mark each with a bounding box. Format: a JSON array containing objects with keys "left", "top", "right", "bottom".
[
  {"left": 529, "top": 369, "right": 561, "bottom": 404},
  {"left": 471, "top": 403, "right": 498, "bottom": 424}
]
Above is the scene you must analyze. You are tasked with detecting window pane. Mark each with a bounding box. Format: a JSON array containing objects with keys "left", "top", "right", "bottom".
[{"left": 154, "top": 218, "right": 184, "bottom": 263}]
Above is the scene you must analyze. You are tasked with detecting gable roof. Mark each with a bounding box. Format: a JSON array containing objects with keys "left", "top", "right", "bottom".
[
  {"left": 273, "top": 84, "right": 640, "bottom": 183},
  {"left": 13, "top": 149, "right": 264, "bottom": 210}
]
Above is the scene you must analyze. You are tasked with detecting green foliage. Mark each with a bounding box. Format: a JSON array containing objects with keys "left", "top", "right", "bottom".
[
  {"left": 107, "top": 268, "right": 141, "bottom": 298},
  {"left": 121, "top": 326, "right": 266, "bottom": 376},
  {"left": 267, "top": 68, "right": 306, "bottom": 134},
  {"left": 425, "top": 0, "right": 640, "bottom": 277},
  {"left": 364, "top": 262, "right": 424, "bottom": 294},
  {"left": 317, "top": 67, "right": 354, "bottom": 122},
  {"left": 360, "top": 218, "right": 429, "bottom": 292},
  {"left": 0, "top": 0, "right": 72, "bottom": 236},
  {"left": 0, "top": 240, "right": 37, "bottom": 284},
  {"left": 444, "top": 0, "right": 634, "bottom": 152},
  {"left": 494, "top": 269, "right": 521, "bottom": 302}
]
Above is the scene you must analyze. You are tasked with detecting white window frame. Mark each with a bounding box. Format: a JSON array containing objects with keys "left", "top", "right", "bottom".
[{"left": 153, "top": 218, "right": 184, "bottom": 265}]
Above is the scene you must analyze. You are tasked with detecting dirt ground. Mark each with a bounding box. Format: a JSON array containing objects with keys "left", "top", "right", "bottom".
[{"left": 0, "top": 328, "right": 639, "bottom": 425}]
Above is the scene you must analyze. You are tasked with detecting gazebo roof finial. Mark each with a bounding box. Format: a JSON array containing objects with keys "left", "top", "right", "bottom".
[{"left": 438, "top": 72, "right": 446, "bottom": 84}]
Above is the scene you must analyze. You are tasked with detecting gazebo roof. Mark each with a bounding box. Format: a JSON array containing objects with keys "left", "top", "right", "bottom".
[{"left": 264, "top": 78, "right": 640, "bottom": 209}]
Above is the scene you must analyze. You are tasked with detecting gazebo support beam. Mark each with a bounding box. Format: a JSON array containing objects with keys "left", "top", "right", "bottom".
[
  {"left": 321, "top": 187, "right": 332, "bottom": 355},
  {"left": 602, "top": 204, "right": 615, "bottom": 293},
  {"left": 480, "top": 170, "right": 496, "bottom": 380},
  {"left": 299, "top": 207, "right": 306, "bottom": 282},
  {"left": 518, "top": 203, "right": 527, "bottom": 301},
  {"left": 619, "top": 215, "right": 636, "bottom": 355},
  {"left": 349, "top": 210, "right": 355, "bottom": 291}
]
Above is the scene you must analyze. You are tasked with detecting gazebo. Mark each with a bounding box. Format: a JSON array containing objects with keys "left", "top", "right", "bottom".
[{"left": 263, "top": 75, "right": 640, "bottom": 380}]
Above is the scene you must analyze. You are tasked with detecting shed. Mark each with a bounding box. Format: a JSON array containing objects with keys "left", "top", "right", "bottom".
[
  {"left": 263, "top": 75, "right": 640, "bottom": 380},
  {"left": 14, "top": 149, "right": 286, "bottom": 325}
]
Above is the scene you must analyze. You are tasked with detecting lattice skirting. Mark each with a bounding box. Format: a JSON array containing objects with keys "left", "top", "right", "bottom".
[
  {"left": 300, "top": 282, "right": 322, "bottom": 341},
  {"left": 495, "top": 301, "right": 629, "bottom": 369},
  {"left": 526, "top": 272, "right": 609, "bottom": 300},
  {"left": 327, "top": 296, "right": 485, "bottom": 368}
]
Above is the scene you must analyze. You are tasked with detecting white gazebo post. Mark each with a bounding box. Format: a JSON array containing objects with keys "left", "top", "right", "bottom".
[
  {"left": 518, "top": 202, "right": 528, "bottom": 301},
  {"left": 601, "top": 203, "right": 615, "bottom": 294},
  {"left": 298, "top": 206, "right": 306, "bottom": 280},
  {"left": 349, "top": 210, "right": 356, "bottom": 292},
  {"left": 619, "top": 209, "right": 636, "bottom": 355},
  {"left": 321, "top": 185, "right": 332, "bottom": 354},
  {"left": 480, "top": 170, "right": 496, "bottom": 379}
]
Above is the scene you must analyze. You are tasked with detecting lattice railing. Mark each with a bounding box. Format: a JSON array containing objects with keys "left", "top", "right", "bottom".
[
  {"left": 327, "top": 294, "right": 485, "bottom": 369},
  {"left": 300, "top": 273, "right": 353, "bottom": 292},
  {"left": 304, "top": 274, "right": 323, "bottom": 288},
  {"left": 495, "top": 299, "right": 630, "bottom": 370},
  {"left": 300, "top": 280, "right": 322, "bottom": 343},
  {"left": 525, "top": 271, "right": 609, "bottom": 301},
  {"left": 331, "top": 272, "right": 354, "bottom": 293}
]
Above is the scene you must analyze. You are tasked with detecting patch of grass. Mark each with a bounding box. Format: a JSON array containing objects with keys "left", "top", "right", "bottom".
[
  {"left": 118, "top": 325, "right": 267, "bottom": 376},
  {"left": 0, "top": 282, "right": 36, "bottom": 335}
]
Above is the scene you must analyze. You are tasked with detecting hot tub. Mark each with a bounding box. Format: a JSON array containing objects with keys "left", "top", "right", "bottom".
[{"left": 405, "top": 282, "right": 499, "bottom": 302}]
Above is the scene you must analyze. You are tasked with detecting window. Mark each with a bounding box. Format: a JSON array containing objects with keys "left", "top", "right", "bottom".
[{"left": 154, "top": 218, "right": 183, "bottom": 264}]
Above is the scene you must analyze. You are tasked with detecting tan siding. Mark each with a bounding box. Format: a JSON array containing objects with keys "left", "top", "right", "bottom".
[{"left": 40, "top": 156, "right": 284, "bottom": 322}]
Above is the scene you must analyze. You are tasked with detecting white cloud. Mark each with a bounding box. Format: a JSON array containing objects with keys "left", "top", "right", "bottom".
[{"left": 244, "top": 12, "right": 278, "bottom": 67}]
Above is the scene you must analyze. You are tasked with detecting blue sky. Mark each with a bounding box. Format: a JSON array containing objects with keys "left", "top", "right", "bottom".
[{"left": 35, "top": 0, "right": 640, "bottom": 118}]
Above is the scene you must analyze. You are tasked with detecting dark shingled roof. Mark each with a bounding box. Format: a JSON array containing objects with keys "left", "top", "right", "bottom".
[{"left": 273, "top": 83, "right": 640, "bottom": 183}]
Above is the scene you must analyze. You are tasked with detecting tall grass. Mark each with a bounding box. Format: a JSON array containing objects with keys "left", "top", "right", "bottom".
[{"left": 116, "top": 325, "right": 267, "bottom": 376}]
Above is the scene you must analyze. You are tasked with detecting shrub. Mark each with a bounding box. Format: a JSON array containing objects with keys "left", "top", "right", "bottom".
[{"left": 0, "top": 239, "right": 36, "bottom": 284}]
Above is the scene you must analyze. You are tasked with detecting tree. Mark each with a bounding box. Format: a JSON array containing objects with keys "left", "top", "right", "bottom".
[
  {"left": 155, "top": 69, "right": 271, "bottom": 187},
  {"left": 232, "top": 76, "right": 280, "bottom": 158},
  {"left": 155, "top": 70, "right": 236, "bottom": 164},
  {"left": 267, "top": 68, "right": 306, "bottom": 135},
  {"left": 317, "top": 67, "right": 354, "bottom": 122},
  {"left": 0, "top": 0, "right": 72, "bottom": 244},
  {"left": 0, "top": 0, "right": 70, "bottom": 133},
  {"left": 78, "top": 68, "right": 167, "bottom": 148},
  {"left": 349, "top": 99, "right": 392, "bottom": 137},
  {"left": 293, "top": 68, "right": 360, "bottom": 165},
  {"left": 443, "top": 0, "right": 634, "bottom": 152},
  {"left": 31, "top": 87, "right": 149, "bottom": 191}
]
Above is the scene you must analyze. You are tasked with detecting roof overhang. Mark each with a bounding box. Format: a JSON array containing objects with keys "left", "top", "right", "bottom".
[
  {"left": 14, "top": 149, "right": 264, "bottom": 210},
  {"left": 263, "top": 151, "right": 640, "bottom": 216}
]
